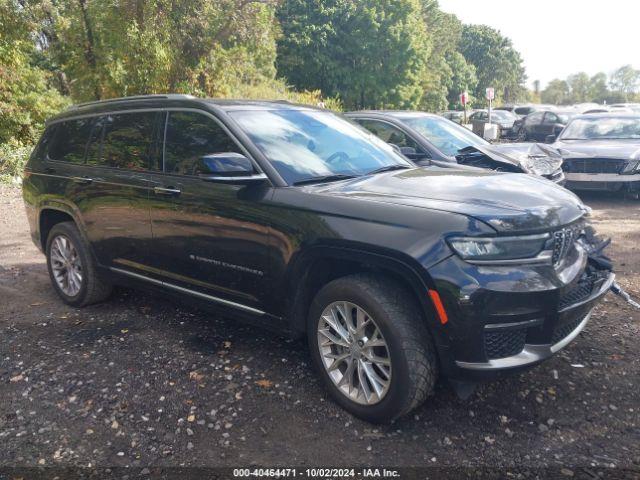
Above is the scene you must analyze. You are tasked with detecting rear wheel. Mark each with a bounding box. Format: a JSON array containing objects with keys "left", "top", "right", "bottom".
[
  {"left": 46, "top": 222, "right": 112, "bottom": 307},
  {"left": 307, "top": 274, "right": 437, "bottom": 423}
]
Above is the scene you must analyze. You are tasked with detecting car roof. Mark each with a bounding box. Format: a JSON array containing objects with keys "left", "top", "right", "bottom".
[
  {"left": 48, "top": 94, "right": 319, "bottom": 123},
  {"left": 346, "top": 110, "right": 440, "bottom": 119},
  {"left": 573, "top": 112, "right": 640, "bottom": 119}
]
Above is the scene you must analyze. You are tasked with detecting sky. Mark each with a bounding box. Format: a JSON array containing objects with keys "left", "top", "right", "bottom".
[{"left": 438, "top": 0, "right": 639, "bottom": 90}]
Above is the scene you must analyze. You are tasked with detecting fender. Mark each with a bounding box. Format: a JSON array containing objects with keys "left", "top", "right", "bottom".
[
  {"left": 283, "top": 243, "right": 448, "bottom": 345},
  {"left": 36, "top": 199, "right": 93, "bottom": 257}
]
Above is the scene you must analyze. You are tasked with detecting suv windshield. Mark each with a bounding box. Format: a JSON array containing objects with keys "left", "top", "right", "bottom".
[
  {"left": 560, "top": 116, "right": 640, "bottom": 140},
  {"left": 229, "top": 109, "right": 411, "bottom": 185},
  {"left": 395, "top": 114, "right": 489, "bottom": 157}
]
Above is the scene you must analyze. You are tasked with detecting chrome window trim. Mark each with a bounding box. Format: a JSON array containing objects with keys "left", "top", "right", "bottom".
[{"left": 45, "top": 107, "right": 268, "bottom": 180}]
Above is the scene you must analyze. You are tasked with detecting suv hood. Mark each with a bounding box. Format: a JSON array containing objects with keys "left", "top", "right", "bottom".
[
  {"left": 554, "top": 139, "right": 640, "bottom": 160},
  {"left": 456, "top": 143, "right": 563, "bottom": 176},
  {"left": 311, "top": 167, "right": 586, "bottom": 233}
]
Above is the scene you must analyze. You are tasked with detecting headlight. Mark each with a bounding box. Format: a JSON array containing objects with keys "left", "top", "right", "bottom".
[
  {"left": 448, "top": 233, "right": 552, "bottom": 264},
  {"left": 621, "top": 160, "right": 640, "bottom": 174}
]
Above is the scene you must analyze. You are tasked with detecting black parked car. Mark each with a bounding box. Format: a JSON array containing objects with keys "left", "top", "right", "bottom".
[
  {"left": 346, "top": 110, "right": 565, "bottom": 183},
  {"left": 24, "top": 95, "right": 613, "bottom": 422},
  {"left": 551, "top": 113, "right": 640, "bottom": 193},
  {"left": 515, "top": 110, "right": 576, "bottom": 142}
]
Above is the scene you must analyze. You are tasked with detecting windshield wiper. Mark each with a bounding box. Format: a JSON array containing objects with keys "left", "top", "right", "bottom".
[
  {"left": 292, "top": 174, "right": 358, "bottom": 186},
  {"left": 366, "top": 164, "right": 412, "bottom": 175}
]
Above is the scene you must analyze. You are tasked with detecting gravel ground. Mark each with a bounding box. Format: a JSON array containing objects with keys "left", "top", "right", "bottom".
[{"left": 1, "top": 184, "right": 639, "bottom": 477}]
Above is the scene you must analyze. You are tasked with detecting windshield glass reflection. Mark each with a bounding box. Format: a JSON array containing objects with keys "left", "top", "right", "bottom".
[
  {"left": 396, "top": 114, "right": 489, "bottom": 157},
  {"left": 229, "top": 109, "right": 411, "bottom": 185}
]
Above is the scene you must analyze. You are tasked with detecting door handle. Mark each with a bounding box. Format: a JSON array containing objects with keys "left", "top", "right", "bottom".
[
  {"left": 71, "top": 176, "right": 93, "bottom": 185},
  {"left": 153, "top": 186, "right": 181, "bottom": 196}
]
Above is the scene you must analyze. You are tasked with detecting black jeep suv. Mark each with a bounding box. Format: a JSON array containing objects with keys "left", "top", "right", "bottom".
[{"left": 23, "top": 95, "right": 613, "bottom": 423}]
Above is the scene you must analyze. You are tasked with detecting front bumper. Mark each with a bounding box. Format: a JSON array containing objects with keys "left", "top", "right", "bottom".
[
  {"left": 455, "top": 271, "right": 613, "bottom": 372},
  {"left": 427, "top": 243, "right": 613, "bottom": 382},
  {"left": 564, "top": 173, "right": 640, "bottom": 191}
]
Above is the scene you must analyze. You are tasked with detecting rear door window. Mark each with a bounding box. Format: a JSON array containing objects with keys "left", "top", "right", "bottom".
[
  {"left": 47, "top": 118, "right": 94, "bottom": 164},
  {"left": 95, "top": 112, "right": 159, "bottom": 170},
  {"left": 525, "top": 112, "right": 544, "bottom": 125},
  {"left": 163, "top": 111, "right": 242, "bottom": 176}
]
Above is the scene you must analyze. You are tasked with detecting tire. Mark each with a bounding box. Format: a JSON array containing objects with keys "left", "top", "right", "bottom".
[
  {"left": 45, "top": 221, "right": 112, "bottom": 307},
  {"left": 307, "top": 274, "right": 437, "bottom": 423}
]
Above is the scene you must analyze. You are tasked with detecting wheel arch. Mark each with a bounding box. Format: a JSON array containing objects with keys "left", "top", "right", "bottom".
[
  {"left": 37, "top": 201, "right": 87, "bottom": 251},
  {"left": 285, "top": 245, "right": 444, "bottom": 340}
]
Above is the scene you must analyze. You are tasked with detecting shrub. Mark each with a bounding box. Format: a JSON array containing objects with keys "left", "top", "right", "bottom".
[{"left": 0, "top": 140, "right": 33, "bottom": 184}]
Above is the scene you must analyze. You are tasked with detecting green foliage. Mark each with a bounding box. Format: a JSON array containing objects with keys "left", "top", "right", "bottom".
[
  {"left": 540, "top": 79, "right": 570, "bottom": 105},
  {"left": 541, "top": 67, "right": 640, "bottom": 105},
  {"left": 0, "top": 139, "right": 33, "bottom": 184},
  {"left": 609, "top": 65, "right": 640, "bottom": 101},
  {"left": 0, "top": 0, "right": 69, "bottom": 145},
  {"left": 276, "top": 0, "right": 431, "bottom": 110},
  {"left": 459, "top": 24, "right": 527, "bottom": 105}
]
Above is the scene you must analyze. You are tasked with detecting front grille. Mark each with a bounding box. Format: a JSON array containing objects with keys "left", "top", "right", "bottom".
[
  {"left": 562, "top": 158, "right": 627, "bottom": 174},
  {"left": 558, "top": 269, "right": 608, "bottom": 310},
  {"left": 484, "top": 328, "right": 527, "bottom": 359},
  {"left": 551, "top": 316, "right": 584, "bottom": 344},
  {"left": 552, "top": 222, "right": 584, "bottom": 265}
]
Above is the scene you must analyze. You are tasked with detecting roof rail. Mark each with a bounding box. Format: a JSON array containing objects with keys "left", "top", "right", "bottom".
[{"left": 67, "top": 94, "right": 197, "bottom": 110}]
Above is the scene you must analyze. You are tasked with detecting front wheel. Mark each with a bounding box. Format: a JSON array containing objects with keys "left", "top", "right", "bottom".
[{"left": 307, "top": 274, "right": 437, "bottom": 423}]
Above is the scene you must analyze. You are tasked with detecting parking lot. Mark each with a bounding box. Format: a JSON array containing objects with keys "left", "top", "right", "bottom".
[{"left": 1, "top": 184, "right": 639, "bottom": 474}]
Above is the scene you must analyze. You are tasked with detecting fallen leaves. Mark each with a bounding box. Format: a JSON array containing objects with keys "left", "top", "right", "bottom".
[
  {"left": 255, "top": 379, "right": 273, "bottom": 388},
  {"left": 9, "top": 374, "right": 24, "bottom": 383}
]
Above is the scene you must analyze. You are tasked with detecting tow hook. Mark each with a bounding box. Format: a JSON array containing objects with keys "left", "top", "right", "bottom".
[{"left": 610, "top": 281, "right": 640, "bottom": 309}]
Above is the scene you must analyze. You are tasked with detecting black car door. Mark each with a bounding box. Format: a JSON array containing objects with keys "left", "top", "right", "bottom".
[
  {"left": 49, "top": 112, "right": 160, "bottom": 272},
  {"left": 541, "top": 112, "right": 561, "bottom": 139},
  {"left": 145, "top": 110, "right": 272, "bottom": 313},
  {"left": 524, "top": 112, "right": 544, "bottom": 140}
]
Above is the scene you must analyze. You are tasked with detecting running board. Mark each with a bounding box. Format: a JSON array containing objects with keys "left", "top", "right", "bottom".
[{"left": 109, "top": 267, "right": 266, "bottom": 315}]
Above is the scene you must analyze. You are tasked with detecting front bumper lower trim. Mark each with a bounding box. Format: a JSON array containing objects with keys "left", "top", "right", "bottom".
[
  {"left": 455, "top": 271, "right": 614, "bottom": 371},
  {"left": 455, "top": 312, "right": 592, "bottom": 371},
  {"left": 565, "top": 173, "right": 640, "bottom": 182}
]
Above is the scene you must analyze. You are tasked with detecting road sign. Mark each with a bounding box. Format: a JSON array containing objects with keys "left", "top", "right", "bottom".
[
  {"left": 460, "top": 91, "right": 469, "bottom": 106},
  {"left": 485, "top": 87, "right": 495, "bottom": 101}
]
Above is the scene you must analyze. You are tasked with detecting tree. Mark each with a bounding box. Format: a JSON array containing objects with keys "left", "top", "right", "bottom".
[
  {"left": 444, "top": 51, "right": 477, "bottom": 108},
  {"left": 276, "top": 0, "right": 431, "bottom": 109},
  {"left": 0, "top": 0, "right": 68, "bottom": 145},
  {"left": 541, "top": 79, "right": 570, "bottom": 105},
  {"left": 459, "top": 24, "right": 527, "bottom": 105},
  {"left": 588, "top": 72, "right": 609, "bottom": 103},
  {"left": 567, "top": 72, "right": 590, "bottom": 103},
  {"left": 609, "top": 65, "right": 640, "bottom": 101},
  {"left": 16, "top": 0, "right": 280, "bottom": 101}
]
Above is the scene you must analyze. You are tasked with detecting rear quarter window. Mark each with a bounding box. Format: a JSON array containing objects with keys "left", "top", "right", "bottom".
[{"left": 47, "top": 118, "right": 94, "bottom": 164}]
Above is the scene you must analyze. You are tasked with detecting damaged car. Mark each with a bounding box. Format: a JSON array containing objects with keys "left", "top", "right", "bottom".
[
  {"left": 551, "top": 113, "right": 640, "bottom": 193},
  {"left": 346, "top": 110, "right": 565, "bottom": 184},
  {"left": 25, "top": 96, "right": 613, "bottom": 422}
]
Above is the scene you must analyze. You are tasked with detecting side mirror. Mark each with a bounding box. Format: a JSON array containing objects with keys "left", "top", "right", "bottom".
[
  {"left": 545, "top": 134, "right": 557, "bottom": 144},
  {"left": 398, "top": 146, "right": 431, "bottom": 161},
  {"left": 553, "top": 125, "right": 564, "bottom": 135},
  {"left": 399, "top": 146, "right": 417, "bottom": 156},
  {"left": 196, "top": 153, "right": 267, "bottom": 184}
]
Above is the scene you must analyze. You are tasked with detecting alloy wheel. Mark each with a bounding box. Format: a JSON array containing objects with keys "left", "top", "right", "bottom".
[
  {"left": 317, "top": 301, "right": 392, "bottom": 405},
  {"left": 50, "top": 235, "right": 83, "bottom": 297}
]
